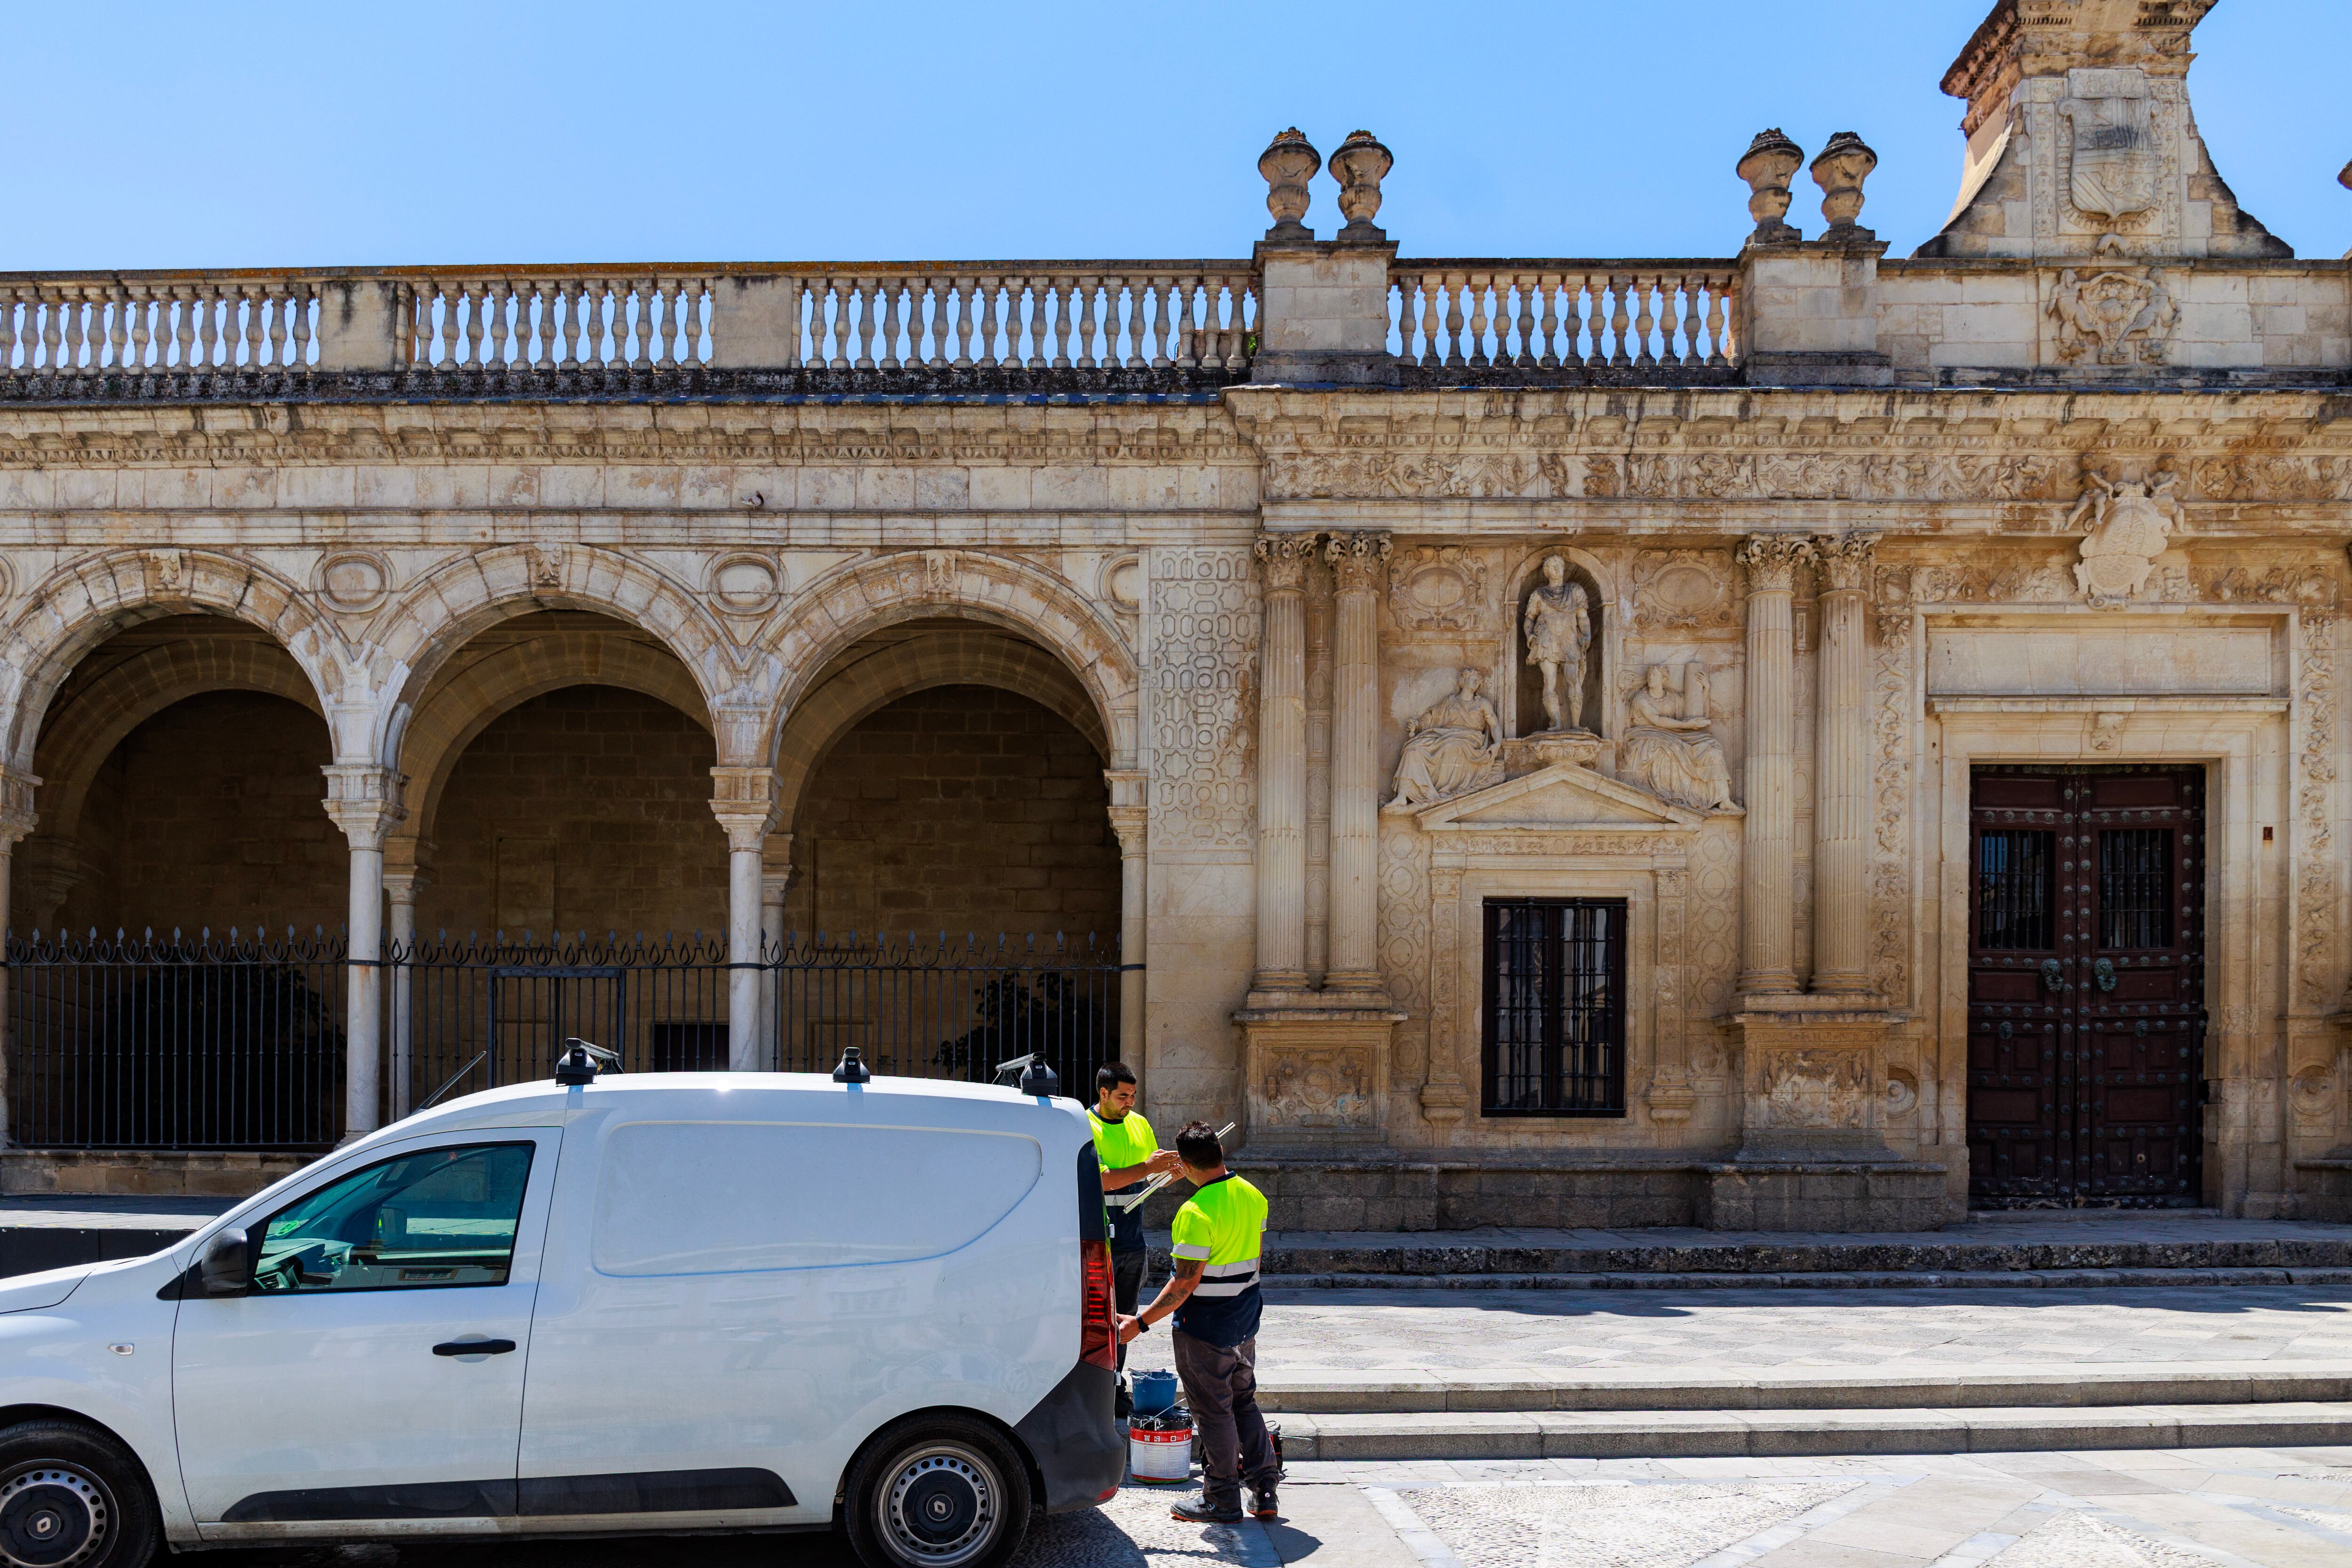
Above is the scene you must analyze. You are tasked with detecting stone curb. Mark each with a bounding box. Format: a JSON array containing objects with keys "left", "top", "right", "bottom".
[
  {"left": 1273, "top": 1401, "right": 2352, "bottom": 1461},
  {"left": 1259, "top": 1265, "right": 2352, "bottom": 1291},
  {"left": 1253, "top": 1363, "right": 2352, "bottom": 1413}
]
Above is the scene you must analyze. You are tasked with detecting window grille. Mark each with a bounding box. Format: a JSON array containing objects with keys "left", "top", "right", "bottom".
[{"left": 1481, "top": 899, "right": 1626, "bottom": 1116}]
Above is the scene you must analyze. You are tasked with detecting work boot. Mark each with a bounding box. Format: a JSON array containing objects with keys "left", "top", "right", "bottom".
[
  {"left": 1170, "top": 1493, "right": 1245, "bottom": 1524},
  {"left": 1249, "top": 1485, "right": 1279, "bottom": 1520}
]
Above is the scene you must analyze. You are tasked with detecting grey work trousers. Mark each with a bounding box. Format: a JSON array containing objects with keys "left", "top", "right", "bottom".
[{"left": 1171, "top": 1331, "right": 1279, "bottom": 1509}]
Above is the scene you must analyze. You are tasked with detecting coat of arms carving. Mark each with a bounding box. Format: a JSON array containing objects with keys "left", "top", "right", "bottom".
[
  {"left": 2049, "top": 266, "right": 2177, "bottom": 365},
  {"left": 2068, "top": 470, "right": 2185, "bottom": 605},
  {"left": 2059, "top": 67, "right": 2158, "bottom": 222}
]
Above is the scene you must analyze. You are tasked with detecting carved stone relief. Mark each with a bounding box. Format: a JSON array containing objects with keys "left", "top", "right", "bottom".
[
  {"left": 1632, "top": 550, "right": 1735, "bottom": 632},
  {"left": 1256, "top": 1046, "right": 1377, "bottom": 1129},
  {"left": 1385, "top": 668, "right": 1505, "bottom": 810},
  {"left": 315, "top": 552, "right": 390, "bottom": 614},
  {"left": 1147, "top": 547, "right": 1258, "bottom": 851},
  {"left": 2060, "top": 68, "right": 2159, "bottom": 224},
  {"left": 2070, "top": 470, "right": 2185, "bottom": 604},
  {"left": 1386, "top": 545, "right": 1493, "bottom": 636},
  {"left": 2298, "top": 610, "right": 2338, "bottom": 1009},
  {"left": 1619, "top": 663, "right": 1740, "bottom": 814},
  {"left": 2050, "top": 265, "right": 2178, "bottom": 366}
]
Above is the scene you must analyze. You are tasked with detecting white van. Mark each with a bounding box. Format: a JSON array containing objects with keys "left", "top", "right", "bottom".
[{"left": 0, "top": 1059, "right": 1125, "bottom": 1568}]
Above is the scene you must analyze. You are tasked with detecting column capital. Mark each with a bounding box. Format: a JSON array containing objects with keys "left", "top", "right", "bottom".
[
  {"left": 381, "top": 864, "right": 432, "bottom": 901},
  {"left": 709, "top": 765, "right": 781, "bottom": 853},
  {"left": 320, "top": 764, "right": 408, "bottom": 851},
  {"left": 1813, "top": 532, "right": 1880, "bottom": 594},
  {"left": 1738, "top": 533, "right": 1817, "bottom": 592},
  {"left": 1254, "top": 532, "right": 1317, "bottom": 593},
  {"left": 1325, "top": 531, "right": 1392, "bottom": 595},
  {"left": 0, "top": 763, "right": 39, "bottom": 846}
]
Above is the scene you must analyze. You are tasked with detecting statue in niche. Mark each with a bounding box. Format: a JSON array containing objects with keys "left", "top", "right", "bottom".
[
  {"left": 1521, "top": 554, "right": 1593, "bottom": 733},
  {"left": 1385, "top": 668, "right": 1505, "bottom": 810},
  {"left": 2069, "top": 470, "right": 2184, "bottom": 604},
  {"left": 1620, "top": 663, "right": 1739, "bottom": 814}
]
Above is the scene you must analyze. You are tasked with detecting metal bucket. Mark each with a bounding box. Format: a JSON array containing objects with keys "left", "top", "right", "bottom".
[{"left": 1128, "top": 1418, "right": 1193, "bottom": 1485}]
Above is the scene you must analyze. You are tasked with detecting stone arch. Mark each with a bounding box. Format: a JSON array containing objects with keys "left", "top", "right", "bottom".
[
  {"left": 763, "top": 550, "right": 1138, "bottom": 773},
  {"left": 31, "top": 627, "right": 325, "bottom": 847},
  {"left": 366, "top": 545, "right": 762, "bottom": 768},
  {"left": 0, "top": 549, "right": 339, "bottom": 776},
  {"left": 773, "top": 624, "right": 1106, "bottom": 842},
  {"left": 392, "top": 622, "right": 712, "bottom": 849}
]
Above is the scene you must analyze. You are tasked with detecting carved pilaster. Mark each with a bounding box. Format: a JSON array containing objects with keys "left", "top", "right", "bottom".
[
  {"left": 1736, "top": 535, "right": 1814, "bottom": 995},
  {"left": 1326, "top": 532, "right": 1390, "bottom": 991},
  {"left": 1812, "top": 533, "right": 1877, "bottom": 995},
  {"left": 1253, "top": 533, "right": 1315, "bottom": 992}
]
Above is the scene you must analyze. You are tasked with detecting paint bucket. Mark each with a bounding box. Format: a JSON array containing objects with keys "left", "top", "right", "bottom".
[
  {"left": 1131, "top": 1369, "right": 1179, "bottom": 1418},
  {"left": 1128, "top": 1413, "right": 1194, "bottom": 1485}
]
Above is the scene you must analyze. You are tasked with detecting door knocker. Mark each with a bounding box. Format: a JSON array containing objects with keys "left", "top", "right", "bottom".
[
  {"left": 2093, "top": 958, "right": 2118, "bottom": 992},
  {"left": 2040, "top": 958, "right": 2064, "bottom": 992}
]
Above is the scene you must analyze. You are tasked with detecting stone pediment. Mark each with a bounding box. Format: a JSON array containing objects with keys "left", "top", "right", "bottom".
[{"left": 1412, "top": 761, "right": 1705, "bottom": 834}]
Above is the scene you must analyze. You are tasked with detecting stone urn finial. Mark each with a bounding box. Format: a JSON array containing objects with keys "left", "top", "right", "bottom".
[
  {"left": 1259, "top": 127, "right": 1322, "bottom": 243},
  {"left": 1330, "top": 129, "right": 1393, "bottom": 244},
  {"left": 1736, "top": 128, "right": 1804, "bottom": 246},
  {"left": 1811, "top": 131, "right": 1879, "bottom": 242}
]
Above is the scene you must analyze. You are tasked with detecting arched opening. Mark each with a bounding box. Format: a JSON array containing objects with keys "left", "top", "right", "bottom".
[
  {"left": 7, "top": 613, "right": 346, "bottom": 1150},
  {"left": 767, "top": 620, "right": 1125, "bottom": 1083}
]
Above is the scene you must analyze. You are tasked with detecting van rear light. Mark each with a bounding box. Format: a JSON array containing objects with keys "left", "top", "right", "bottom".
[{"left": 1079, "top": 1237, "right": 1117, "bottom": 1371}]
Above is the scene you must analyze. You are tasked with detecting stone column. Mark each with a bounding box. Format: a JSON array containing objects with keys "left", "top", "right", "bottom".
[
  {"left": 1326, "top": 531, "right": 1390, "bottom": 991},
  {"left": 1811, "top": 533, "right": 1877, "bottom": 995},
  {"left": 322, "top": 764, "right": 407, "bottom": 1140},
  {"left": 0, "top": 766, "right": 40, "bottom": 1149},
  {"left": 710, "top": 766, "right": 780, "bottom": 1072},
  {"left": 381, "top": 859, "right": 429, "bottom": 1120},
  {"left": 1104, "top": 770, "right": 1148, "bottom": 1066},
  {"left": 1253, "top": 533, "right": 1315, "bottom": 994},
  {"left": 1736, "top": 535, "right": 1814, "bottom": 995},
  {"left": 757, "top": 835, "right": 793, "bottom": 1074}
]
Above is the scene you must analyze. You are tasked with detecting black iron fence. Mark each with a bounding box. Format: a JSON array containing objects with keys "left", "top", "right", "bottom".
[
  {"left": 6, "top": 926, "right": 1123, "bottom": 1150},
  {"left": 5, "top": 928, "right": 349, "bottom": 1149}
]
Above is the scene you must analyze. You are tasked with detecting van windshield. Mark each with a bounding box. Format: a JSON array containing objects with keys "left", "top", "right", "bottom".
[{"left": 253, "top": 1142, "right": 533, "bottom": 1293}]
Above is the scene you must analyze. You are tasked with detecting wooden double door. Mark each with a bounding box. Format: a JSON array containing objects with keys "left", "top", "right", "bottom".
[{"left": 1966, "top": 766, "right": 2206, "bottom": 1207}]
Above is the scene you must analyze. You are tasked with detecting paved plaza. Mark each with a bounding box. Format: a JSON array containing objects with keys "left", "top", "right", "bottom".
[
  {"left": 1125, "top": 1284, "right": 2352, "bottom": 1378},
  {"left": 187, "top": 1448, "right": 2352, "bottom": 1567}
]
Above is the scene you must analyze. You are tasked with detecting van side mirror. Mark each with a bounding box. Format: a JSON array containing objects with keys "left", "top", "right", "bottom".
[{"left": 199, "top": 1228, "right": 249, "bottom": 1297}]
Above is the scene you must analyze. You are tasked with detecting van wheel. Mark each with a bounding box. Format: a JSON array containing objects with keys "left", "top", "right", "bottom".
[
  {"left": 0, "top": 1420, "right": 157, "bottom": 1568},
  {"left": 844, "top": 1416, "right": 1032, "bottom": 1568}
]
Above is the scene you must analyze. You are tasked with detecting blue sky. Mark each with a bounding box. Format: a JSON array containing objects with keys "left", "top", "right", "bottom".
[{"left": 6, "top": 0, "right": 2342, "bottom": 269}]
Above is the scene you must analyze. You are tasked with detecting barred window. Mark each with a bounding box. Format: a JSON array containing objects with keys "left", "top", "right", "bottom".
[{"left": 1482, "top": 899, "right": 1627, "bottom": 1116}]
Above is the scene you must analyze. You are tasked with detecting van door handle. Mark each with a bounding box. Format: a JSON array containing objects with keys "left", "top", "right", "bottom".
[{"left": 432, "top": 1338, "right": 517, "bottom": 1357}]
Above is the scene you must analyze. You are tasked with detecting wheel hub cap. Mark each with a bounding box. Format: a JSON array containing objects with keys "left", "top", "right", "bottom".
[
  {"left": 0, "top": 1469, "right": 107, "bottom": 1568},
  {"left": 884, "top": 1450, "right": 996, "bottom": 1565}
]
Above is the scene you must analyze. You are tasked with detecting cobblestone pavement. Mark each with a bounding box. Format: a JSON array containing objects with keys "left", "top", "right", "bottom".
[
  {"left": 193, "top": 1447, "right": 2352, "bottom": 1566},
  {"left": 1123, "top": 1285, "right": 2352, "bottom": 1376}
]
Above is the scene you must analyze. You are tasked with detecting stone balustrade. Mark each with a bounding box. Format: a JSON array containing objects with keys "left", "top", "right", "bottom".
[
  {"left": 0, "top": 275, "right": 321, "bottom": 373},
  {"left": 1389, "top": 263, "right": 1741, "bottom": 379}
]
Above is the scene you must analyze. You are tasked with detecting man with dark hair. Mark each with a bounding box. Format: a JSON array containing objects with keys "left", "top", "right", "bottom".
[
  {"left": 1117, "top": 1120, "right": 1278, "bottom": 1524},
  {"left": 1088, "top": 1061, "right": 1179, "bottom": 1406}
]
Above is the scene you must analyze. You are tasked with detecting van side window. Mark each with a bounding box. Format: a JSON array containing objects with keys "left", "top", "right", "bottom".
[{"left": 252, "top": 1143, "right": 534, "bottom": 1294}]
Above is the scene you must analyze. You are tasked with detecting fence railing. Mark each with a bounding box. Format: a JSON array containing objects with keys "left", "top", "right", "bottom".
[
  {"left": 1389, "top": 262, "right": 1740, "bottom": 374},
  {"left": 4, "top": 929, "right": 348, "bottom": 1149},
  {"left": 0, "top": 263, "right": 1257, "bottom": 382},
  {"left": 5, "top": 926, "right": 1122, "bottom": 1148}
]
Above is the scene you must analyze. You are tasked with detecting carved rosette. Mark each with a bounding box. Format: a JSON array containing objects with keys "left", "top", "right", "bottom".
[
  {"left": 1737, "top": 533, "right": 1817, "bottom": 592},
  {"left": 1254, "top": 532, "right": 1316, "bottom": 594},
  {"left": 1326, "top": 531, "right": 1392, "bottom": 595}
]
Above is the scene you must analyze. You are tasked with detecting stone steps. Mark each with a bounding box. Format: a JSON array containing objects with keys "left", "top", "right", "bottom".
[
  {"left": 1258, "top": 1265, "right": 2352, "bottom": 1291},
  {"left": 1253, "top": 1362, "right": 2352, "bottom": 1414},
  {"left": 1271, "top": 1402, "right": 2352, "bottom": 1461}
]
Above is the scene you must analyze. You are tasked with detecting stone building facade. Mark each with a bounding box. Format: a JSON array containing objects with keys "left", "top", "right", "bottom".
[{"left": 1, "top": 0, "right": 2348, "bottom": 1225}]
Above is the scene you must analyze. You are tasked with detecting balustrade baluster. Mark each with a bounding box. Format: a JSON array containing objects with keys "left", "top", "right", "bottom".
[
  {"left": 174, "top": 287, "right": 198, "bottom": 369},
  {"left": 652, "top": 279, "right": 677, "bottom": 371},
  {"left": 234, "top": 287, "right": 260, "bottom": 370},
  {"left": 1633, "top": 275, "right": 1658, "bottom": 368},
  {"left": 0, "top": 289, "right": 17, "bottom": 373},
  {"left": 946, "top": 279, "right": 972, "bottom": 368},
  {"left": 564, "top": 283, "right": 590, "bottom": 367},
  {"left": 1711, "top": 277, "right": 1735, "bottom": 367},
  {"left": 1669, "top": 276, "right": 1694, "bottom": 368},
  {"left": 207, "top": 287, "right": 234, "bottom": 371},
  {"left": 467, "top": 283, "right": 493, "bottom": 368},
  {"left": 1436, "top": 276, "right": 1462, "bottom": 368},
  {"left": 1169, "top": 280, "right": 1198, "bottom": 369},
  {"left": 73, "top": 289, "right": 100, "bottom": 374},
  {"left": 1001, "top": 278, "right": 1028, "bottom": 369},
  {"left": 1470, "top": 275, "right": 1498, "bottom": 368},
  {"left": 266, "top": 288, "right": 291, "bottom": 368},
  {"left": 1079, "top": 277, "right": 1102, "bottom": 369},
  {"left": 1607, "top": 275, "right": 1633, "bottom": 368},
  {"left": 99, "top": 291, "right": 126, "bottom": 371},
  {"left": 1146, "top": 278, "right": 1171, "bottom": 369},
  {"left": 883, "top": 278, "right": 908, "bottom": 369}
]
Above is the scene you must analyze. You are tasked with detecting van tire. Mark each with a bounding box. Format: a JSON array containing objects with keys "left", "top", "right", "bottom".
[
  {"left": 843, "top": 1415, "right": 1033, "bottom": 1568},
  {"left": 0, "top": 1418, "right": 159, "bottom": 1568}
]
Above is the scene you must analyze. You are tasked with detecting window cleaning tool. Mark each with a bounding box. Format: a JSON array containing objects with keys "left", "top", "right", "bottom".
[{"left": 1107, "top": 1122, "right": 1236, "bottom": 1213}]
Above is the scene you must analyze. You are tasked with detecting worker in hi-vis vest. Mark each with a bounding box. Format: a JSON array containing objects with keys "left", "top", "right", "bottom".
[
  {"left": 1088, "top": 1062, "right": 1181, "bottom": 1409},
  {"left": 1117, "top": 1120, "right": 1279, "bottom": 1525}
]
